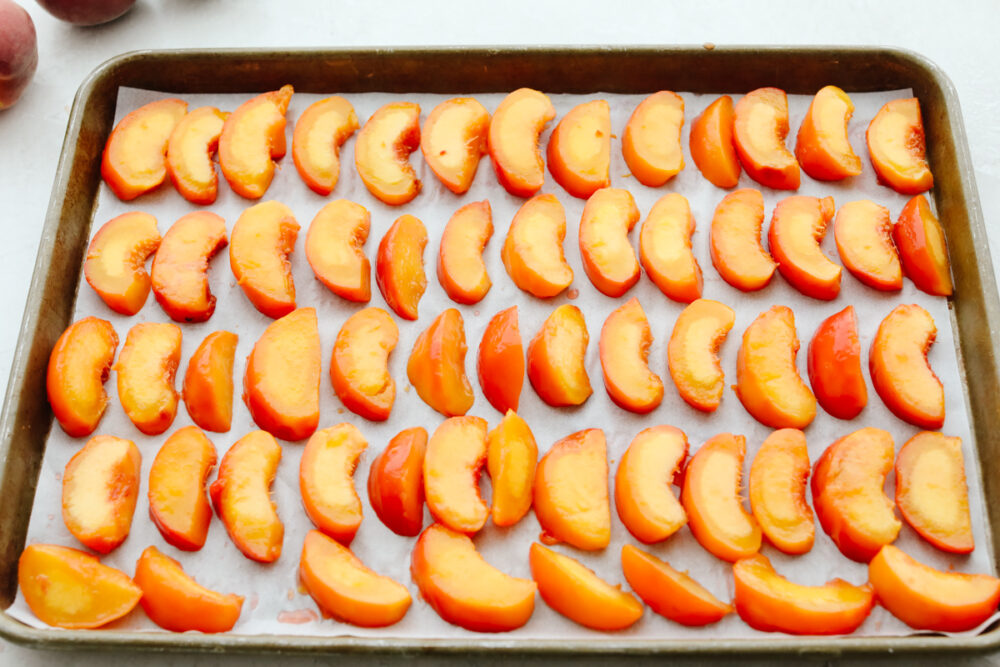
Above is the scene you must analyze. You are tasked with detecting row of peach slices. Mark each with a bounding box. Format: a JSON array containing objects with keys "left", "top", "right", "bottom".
[
  {"left": 21, "top": 421, "right": 997, "bottom": 634},
  {"left": 100, "top": 85, "right": 933, "bottom": 207}
]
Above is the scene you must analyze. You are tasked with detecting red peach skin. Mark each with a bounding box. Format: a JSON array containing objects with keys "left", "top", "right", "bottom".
[
  {"left": 690, "top": 95, "right": 741, "bottom": 188},
  {"left": 807, "top": 306, "right": 867, "bottom": 420},
  {"left": 894, "top": 194, "right": 953, "bottom": 296},
  {"left": 621, "top": 544, "right": 732, "bottom": 626},
  {"left": 477, "top": 306, "right": 524, "bottom": 414}
]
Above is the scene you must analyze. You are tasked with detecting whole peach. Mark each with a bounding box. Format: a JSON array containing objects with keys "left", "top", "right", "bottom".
[
  {"left": 0, "top": 0, "right": 37, "bottom": 110},
  {"left": 36, "top": 0, "right": 135, "bottom": 25}
]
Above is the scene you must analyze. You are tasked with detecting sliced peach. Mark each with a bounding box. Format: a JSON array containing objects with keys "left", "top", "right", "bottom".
[
  {"left": 735, "top": 305, "right": 816, "bottom": 430},
  {"left": 182, "top": 330, "right": 238, "bottom": 433},
  {"left": 833, "top": 199, "right": 902, "bottom": 291},
  {"left": 621, "top": 544, "right": 732, "bottom": 626},
  {"left": 305, "top": 199, "right": 371, "bottom": 303},
  {"left": 895, "top": 431, "right": 973, "bottom": 553},
  {"left": 148, "top": 425, "right": 216, "bottom": 551},
  {"left": 869, "top": 304, "right": 944, "bottom": 429},
  {"left": 526, "top": 304, "right": 592, "bottom": 407},
  {"left": 218, "top": 85, "right": 293, "bottom": 199},
  {"left": 811, "top": 427, "right": 901, "bottom": 562},
  {"left": 18, "top": 544, "right": 141, "bottom": 629},
  {"left": 243, "top": 307, "right": 320, "bottom": 441},
  {"left": 209, "top": 430, "right": 283, "bottom": 563},
  {"left": 116, "top": 322, "right": 181, "bottom": 435},
  {"left": 437, "top": 200, "right": 493, "bottom": 305},
  {"left": 84, "top": 211, "right": 161, "bottom": 316},
  {"left": 546, "top": 99, "right": 611, "bottom": 199},
  {"left": 866, "top": 97, "right": 933, "bottom": 195},
  {"left": 794, "top": 85, "right": 862, "bottom": 181},
  {"left": 330, "top": 307, "right": 398, "bottom": 422},
  {"left": 411, "top": 523, "right": 536, "bottom": 632},
  {"left": 101, "top": 97, "right": 188, "bottom": 201},
  {"left": 368, "top": 427, "right": 427, "bottom": 537},
  {"left": 150, "top": 211, "right": 228, "bottom": 322},
  {"left": 614, "top": 425, "right": 688, "bottom": 544},
  {"left": 807, "top": 306, "right": 867, "bottom": 420},
  {"left": 424, "top": 416, "right": 489, "bottom": 534},
  {"left": 486, "top": 410, "right": 538, "bottom": 528},
  {"left": 895, "top": 194, "right": 953, "bottom": 296},
  {"left": 748, "top": 429, "right": 814, "bottom": 555},
  {"left": 667, "top": 299, "right": 735, "bottom": 413},
  {"left": 622, "top": 91, "right": 685, "bottom": 187},
  {"left": 578, "top": 187, "right": 641, "bottom": 297},
  {"left": 733, "top": 553, "right": 874, "bottom": 635},
  {"left": 300, "top": 424, "right": 367, "bottom": 544},
  {"left": 376, "top": 213, "right": 427, "bottom": 320},
  {"left": 291, "top": 96, "right": 360, "bottom": 196},
  {"left": 229, "top": 200, "right": 299, "bottom": 319},
  {"left": 477, "top": 306, "right": 524, "bottom": 414},
  {"left": 487, "top": 88, "right": 555, "bottom": 198},
  {"left": 689, "top": 95, "right": 740, "bottom": 189},
  {"left": 354, "top": 101, "right": 421, "bottom": 205},
  {"left": 768, "top": 195, "right": 840, "bottom": 300},
  {"left": 639, "top": 192, "right": 702, "bottom": 303},
  {"left": 166, "top": 106, "right": 228, "bottom": 205},
  {"left": 732, "top": 87, "right": 800, "bottom": 191},
  {"left": 420, "top": 97, "right": 489, "bottom": 194},
  {"left": 709, "top": 188, "right": 777, "bottom": 291},
  {"left": 533, "top": 428, "right": 609, "bottom": 550},
  {"left": 135, "top": 545, "right": 243, "bottom": 633},
  {"left": 599, "top": 297, "right": 663, "bottom": 413},
  {"left": 501, "top": 193, "right": 573, "bottom": 298},
  {"left": 46, "top": 316, "right": 118, "bottom": 438},
  {"left": 406, "top": 308, "right": 474, "bottom": 417}
]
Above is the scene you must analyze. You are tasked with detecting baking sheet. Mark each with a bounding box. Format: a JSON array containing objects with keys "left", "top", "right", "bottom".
[{"left": 7, "top": 85, "right": 995, "bottom": 640}]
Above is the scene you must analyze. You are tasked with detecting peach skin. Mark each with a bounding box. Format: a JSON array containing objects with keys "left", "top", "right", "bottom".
[
  {"left": 291, "top": 96, "right": 359, "bottom": 196},
  {"left": 807, "top": 306, "right": 867, "bottom": 420},
  {"left": 667, "top": 299, "right": 735, "bottom": 413},
  {"left": 424, "top": 416, "right": 489, "bottom": 534},
  {"left": 732, "top": 87, "right": 800, "bottom": 190},
  {"left": 354, "top": 101, "right": 422, "bottom": 205},
  {"left": 101, "top": 97, "right": 188, "bottom": 201},
  {"left": 621, "top": 544, "right": 732, "bottom": 626},
  {"left": 833, "top": 200, "right": 903, "bottom": 291},
  {"left": 300, "top": 424, "right": 367, "bottom": 544},
  {"left": 869, "top": 304, "right": 944, "bottom": 429},
  {"left": 477, "top": 306, "right": 524, "bottom": 414},
  {"left": 768, "top": 195, "right": 840, "bottom": 300},
  {"left": 218, "top": 84, "right": 293, "bottom": 199},
  {"left": 501, "top": 193, "right": 573, "bottom": 298},
  {"left": 420, "top": 97, "right": 490, "bottom": 194},
  {"left": 210, "top": 430, "right": 283, "bottom": 563},
  {"left": 866, "top": 97, "right": 933, "bottom": 195},
  {"left": 148, "top": 426, "right": 217, "bottom": 551},
  {"left": 748, "top": 429, "right": 814, "bottom": 555},
  {"left": 84, "top": 211, "right": 161, "bottom": 315},
  {"left": 527, "top": 304, "right": 592, "bottom": 407},
  {"left": 376, "top": 214, "right": 428, "bottom": 320},
  {"left": 486, "top": 410, "right": 538, "bottom": 527},
  {"left": 690, "top": 95, "right": 740, "bottom": 188},
  {"left": 116, "top": 322, "right": 181, "bottom": 435},
  {"left": 243, "top": 307, "right": 320, "bottom": 441},
  {"left": 488, "top": 88, "right": 555, "bottom": 197},
  {"left": 330, "top": 307, "right": 398, "bottom": 422},
  {"left": 599, "top": 297, "right": 663, "bottom": 413},
  {"left": 151, "top": 211, "right": 228, "bottom": 322},
  {"left": 166, "top": 106, "right": 228, "bottom": 205},
  {"left": 437, "top": 200, "right": 493, "bottom": 305},
  {"left": 304, "top": 199, "right": 371, "bottom": 303},
  {"left": 811, "top": 427, "right": 901, "bottom": 562},
  {"left": 229, "top": 200, "right": 299, "bottom": 318},
  {"left": 578, "top": 188, "right": 641, "bottom": 297},
  {"left": 614, "top": 425, "right": 688, "bottom": 544},
  {"left": 182, "top": 330, "right": 238, "bottom": 433},
  {"left": 546, "top": 99, "right": 611, "bottom": 198},
  {"left": 895, "top": 194, "right": 953, "bottom": 296},
  {"left": 411, "top": 523, "right": 537, "bottom": 632},
  {"left": 709, "top": 189, "right": 777, "bottom": 291},
  {"left": 407, "top": 308, "right": 474, "bottom": 417},
  {"left": 368, "top": 426, "right": 427, "bottom": 537},
  {"left": 794, "top": 85, "right": 862, "bottom": 181},
  {"left": 46, "top": 316, "right": 118, "bottom": 437},
  {"left": 622, "top": 91, "right": 685, "bottom": 187},
  {"left": 639, "top": 192, "right": 702, "bottom": 303}
]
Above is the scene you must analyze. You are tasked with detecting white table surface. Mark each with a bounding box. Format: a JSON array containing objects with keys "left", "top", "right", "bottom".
[{"left": 2, "top": 0, "right": 999, "bottom": 664}]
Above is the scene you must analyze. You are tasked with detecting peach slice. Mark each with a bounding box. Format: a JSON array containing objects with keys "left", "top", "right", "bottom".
[
  {"left": 218, "top": 84, "right": 293, "bottom": 199},
  {"left": 527, "top": 304, "right": 592, "bottom": 407},
  {"left": 488, "top": 88, "right": 556, "bottom": 198},
  {"left": 501, "top": 193, "right": 573, "bottom": 298},
  {"left": 621, "top": 544, "right": 732, "bottom": 626},
  {"left": 811, "top": 427, "right": 901, "bottom": 562},
  {"left": 639, "top": 192, "right": 702, "bottom": 303},
  {"left": 354, "top": 101, "right": 421, "bottom": 205},
  {"left": 116, "top": 322, "right": 181, "bottom": 435},
  {"left": 529, "top": 543, "right": 642, "bottom": 631},
  {"left": 895, "top": 431, "right": 973, "bottom": 553},
  {"left": 546, "top": 99, "right": 611, "bottom": 199},
  {"left": 614, "top": 425, "right": 688, "bottom": 544},
  {"left": 869, "top": 304, "right": 944, "bottom": 430},
  {"left": 135, "top": 545, "right": 243, "bottom": 633},
  {"left": 748, "top": 429, "right": 814, "bottom": 555},
  {"left": 732, "top": 87, "right": 800, "bottom": 191},
  {"left": 667, "top": 299, "right": 735, "bottom": 413},
  {"left": 376, "top": 213, "right": 427, "bottom": 321},
  {"left": 895, "top": 194, "right": 953, "bottom": 296},
  {"left": 18, "top": 544, "right": 141, "bottom": 629},
  {"left": 578, "top": 187, "right": 641, "bottom": 297},
  {"left": 148, "top": 425, "right": 217, "bottom": 551},
  {"left": 424, "top": 416, "right": 489, "bottom": 534},
  {"left": 300, "top": 529, "right": 411, "bottom": 627},
  {"left": 182, "top": 330, "right": 238, "bottom": 433},
  {"left": 681, "top": 433, "right": 761, "bottom": 562},
  {"left": 622, "top": 91, "right": 685, "bottom": 187},
  {"left": 866, "top": 97, "right": 933, "bottom": 195},
  {"left": 794, "top": 85, "right": 862, "bottom": 181},
  {"left": 437, "top": 200, "right": 494, "bottom": 305},
  {"left": 166, "top": 106, "right": 228, "bottom": 205},
  {"left": 735, "top": 305, "right": 816, "bottom": 430},
  {"left": 599, "top": 297, "right": 663, "bottom": 413},
  {"left": 330, "top": 307, "right": 398, "bottom": 422},
  {"left": 243, "top": 307, "right": 320, "bottom": 441},
  {"left": 150, "top": 211, "right": 228, "bottom": 322},
  {"left": 407, "top": 308, "right": 474, "bottom": 417},
  {"left": 486, "top": 410, "right": 538, "bottom": 528},
  {"left": 291, "top": 96, "right": 360, "bottom": 196},
  {"left": 209, "top": 430, "right": 283, "bottom": 563},
  {"left": 62, "top": 435, "right": 141, "bottom": 554},
  {"left": 300, "top": 424, "right": 367, "bottom": 544},
  {"left": 534, "top": 428, "right": 609, "bottom": 550},
  {"left": 833, "top": 199, "right": 902, "bottom": 291},
  {"left": 420, "top": 97, "right": 490, "bottom": 194},
  {"left": 305, "top": 199, "right": 371, "bottom": 303},
  {"left": 84, "top": 211, "right": 161, "bottom": 315},
  {"left": 477, "top": 306, "right": 524, "bottom": 414},
  {"left": 101, "top": 97, "right": 188, "bottom": 201},
  {"left": 768, "top": 195, "right": 840, "bottom": 300},
  {"left": 411, "top": 523, "right": 537, "bottom": 632},
  {"left": 229, "top": 200, "right": 299, "bottom": 319},
  {"left": 869, "top": 544, "right": 1000, "bottom": 632},
  {"left": 689, "top": 95, "right": 740, "bottom": 189},
  {"left": 368, "top": 426, "right": 427, "bottom": 537},
  {"left": 46, "top": 316, "right": 118, "bottom": 437},
  {"left": 709, "top": 188, "right": 777, "bottom": 291},
  {"left": 807, "top": 306, "right": 867, "bottom": 420},
  {"left": 733, "top": 553, "right": 874, "bottom": 635}
]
